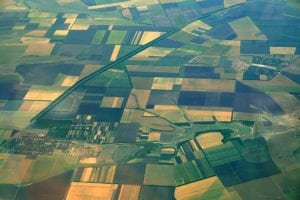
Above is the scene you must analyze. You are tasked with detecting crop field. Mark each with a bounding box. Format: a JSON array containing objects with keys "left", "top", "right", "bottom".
[
  {"left": 66, "top": 182, "right": 118, "bottom": 200},
  {"left": 22, "top": 154, "right": 77, "bottom": 184},
  {"left": 143, "top": 164, "right": 175, "bottom": 186},
  {"left": 0, "top": 154, "right": 32, "bottom": 184},
  {"left": 229, "top": 17, "right": 267, "bottom": 40},
  {"left": 181, "top": 78, "right": 235, "bottom": 92},
  {"left": 118, "top": 184, "right": 141, "bottom": 200},
  {"left": 175, "top": 176, "right": 241, "bottom": 199}
]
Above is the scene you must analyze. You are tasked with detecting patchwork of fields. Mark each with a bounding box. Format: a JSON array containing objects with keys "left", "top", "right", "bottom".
[{"left": 0, "top": 0, "right": 300, "bottom": 199}]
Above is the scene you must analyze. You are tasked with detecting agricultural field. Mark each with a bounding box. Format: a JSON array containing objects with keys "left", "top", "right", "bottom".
[{"left": 0, "top": 0, "right": 300, "bottom": 199}]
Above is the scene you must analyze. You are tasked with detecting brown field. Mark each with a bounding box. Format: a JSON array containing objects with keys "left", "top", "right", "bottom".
[
  {"left": 131, "top": 76, "right": 154, "bottom": 89},
  {"left": 110, "top": 45, "right": 121, "bottom": 61},
  {"left": 0, "top": 154, "right": 32, "bottom": 184},
  {"left": 61, "top": 76, "right": 79, "bottom": 87},
  {"left": 196, "top": 132, "right": 224, "bottom": 149},
  {"left": 24, "top": 43, "right": 55, "bottom": 56},
  {"left": 232, "top": 112, "right": 263, "bottom": 121},
  {"left": 139, "top": 31, "right": 164, "bottom": 45},
  {"left": 181, "top": 78, "right": 235, "bottom": 92},
  {"left": 127, "top": 65, "right": 180, "bottom": 74},
  {"left": 19, "top": 100, "right": 49, "bottom": 111},
  {"left": 149, "top": 108, "right": 188, "bottom": 123},
  {"left": 66, "top": 182, "right": 118, "bottom": 200},
  {"left": 24, "top": 89, "right": 64, "bottom": 101},
  {"left": 118, "top": 185, "right": 141, "bottom": 200},
  {"left": 126, "top": 89, "right": 151, "bottom": 109}
]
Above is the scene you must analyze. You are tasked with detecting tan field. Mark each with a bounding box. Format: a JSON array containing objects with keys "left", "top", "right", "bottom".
[
  {"left": 186, "top": 109, "right": 232, "bottom": 122},
  {"left": 127, "top": 65, "right": 180, "bottom": 74},
  {"left": 70, "top": 24, "right": 89, "bottom": 30},
  {"left": 24, "top": 89, "right": 64, "bottom": 101},
  {"left": 182, "top": 20, "right": 212, "bottom": 35},
  {"left": 0, "top": 154, "right": 32, "bottom": 184},
  {"left": 80, "top": 64, "right": 103, "bottom": 78},
  {"left": 118, "top": 185, "right": 141, "bottom": 200},
  {"left": 229, "top": 17, "right": 267, "bottom": 40},
  {"left": 175, "top": 176, "right": 240, "bottom": 199},
  {"left": 105, "top": 165, "right": 116, "bottom": 183},
  {"left": 110, "top": 45, "right": 121, "bottom": 61},
  {"left": 26, "top": 30, "right": 47, "bottom": 37},
  {"left": 175, "top": 176, "right": 218, "bottom": 199},
  {"left": 232, "top": 112, "right": 262, "bottom": 121},
  {"left": 148, "top": 132, "right": 161, "bottom": 141},
  {"left": 61, "top": 76, "right": 79, "bottom": 87},
  {"left": 20, "top": 100, "right": 49, "bottom": 111},
  {"left": 21, "top": 37, "right": 50, "bottom": 43},
  {"left": 80, "top": 167, "right": 93, "bottom": 182},
  {"left": 196, "top": 132, "right": 224, "bottom": 149},
  {"left": 24, "top": 43, "right": 55, "bottom": 56},
  {"left": 139, "top": 31, "right": 164, "bottom": 45},
  {"left": 181, "top": 78, "right": 235, "bottom": 92},
  {"left": 151, "top": 77, "right": 183, "bottom": 90},
  {"left": 270, "top": 47, "right": 296, "bottom": 55},
  {"left": 126, "top": 89, "right": 151, "bottom": 109},
  {"left": 54, "top": 30, "right": 69, "bottom": 36},
  {"left": 66, "top": 182, "right": 118, "bottom": 200},
  {"left": 130, "top": 47, "right": 173, "bottom": 61},
  {"left": 224, "top": 0, "right": 246, "bottom": 7},
  {"left": 131, "top": 76, "right": 154, "bottom": 89},
  {"left": 101, "top": 97, "right": 124, "bottom": 108}
]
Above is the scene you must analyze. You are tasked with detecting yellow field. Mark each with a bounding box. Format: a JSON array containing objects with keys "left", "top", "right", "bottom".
[
  {"left": 151, "top": 77, "right": 182, "bottom": 90},
  {"left": 224, "top": 0, "right": 246, "bottom": 7},
  {"left": 196, "top": 132, "right": 224, "bottom": 149},
  {"left": 126, "top": 89, "right": 151, "bottom": 109},
  {"left": 229, "top": 17, "right": 267, "bottom": 40},
  {"left": 139, "top": 31, "right": 164, "bottom": 45},
  {"left": 66, "top": 182, "right": 118, "bottom": 200},
  {"left": 61, "top": 76, "right": 79, "bottom": 87},
  {"left": 70, "top": 24, "right": 89, "bottom": 30},
  {"left": 186, "top": 109, "right": 232, "bottom": 122},
  {"left": 118, "top": 185, "right": 141, "bottom": 200},
  {"left": 57, "top": 0, "right": 76, "bottom": 5},
  {"left": 0, "top": 154, "right": 32, "bottom": 184},
  {"left": 54, "top": 30, "right": 69, "bottom": 36},
  {"left": 105, "top": 165, "right": 116, "bottom": 183},
  {"left": 21, "top": 37, "right": 50, "bottom": 43},
  {"left": 181, "top": 78, "right": 235, "bottom": 92},
  {"left": 270, "top": 47, "right": 296, "bottom": 54},
  {"left": 24, "top": 43, "right": 55, "bottom": 56},
  {"left": 101, "top": 97, "right": 124, "bottom": 108},
  {"left": 24, "top": 89, "right": 64, "bottom": 101},
  {"left": 110, "top": 45, "right": 121, "bottom": 61}
]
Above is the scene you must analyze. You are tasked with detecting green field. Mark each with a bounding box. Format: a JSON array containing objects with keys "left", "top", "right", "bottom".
[{"left": 22, "top": 154, "right": 78, "bottom": 184}]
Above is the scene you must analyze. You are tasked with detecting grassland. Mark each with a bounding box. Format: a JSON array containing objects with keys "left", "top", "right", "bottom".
[
  {"left": 22, "top": 153, "right": 77, "bottom": 184},
  {"left": 143, "top": 164, "right": 175, "bottom": 186}
]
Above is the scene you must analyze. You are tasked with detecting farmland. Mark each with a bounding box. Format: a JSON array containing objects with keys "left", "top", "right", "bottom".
[{"left": 0, "top": 0, "right": 300, "bottom": 199}]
